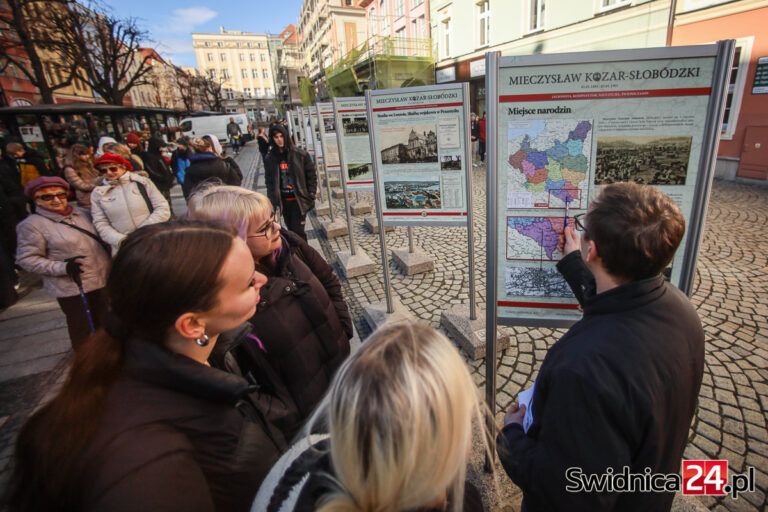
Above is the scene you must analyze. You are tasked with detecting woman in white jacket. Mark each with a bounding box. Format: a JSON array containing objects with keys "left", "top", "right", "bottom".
[{"left": 90, "top": 153, "right": 170, "bottom": 255}]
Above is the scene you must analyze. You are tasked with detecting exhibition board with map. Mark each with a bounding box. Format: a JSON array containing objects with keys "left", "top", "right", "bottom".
[
  {"left": 334, "top": 97, "right": 374, "bottom": 191},
  {"left": 316, "top": 103, "right": 340, "bottom": 171},
  {"left": 367, "top": 84, "right": 470, "bottom": 226},
  {"left": 488, "top": 43, "right": 733, "bottom": 325}
]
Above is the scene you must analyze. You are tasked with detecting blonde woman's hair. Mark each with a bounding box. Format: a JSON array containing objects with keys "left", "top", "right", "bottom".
[
  {"left": 102, "top": 142, "right": 131, "bottom": 161},
  {"left": 186, "top": 184, "right": 273, "bottom": 239},
  {"left": 191, "top": 137, "right": 212, "bottom": 153},
  {"left": 314, "top": 322, "right": 484, "bottom": 512}
]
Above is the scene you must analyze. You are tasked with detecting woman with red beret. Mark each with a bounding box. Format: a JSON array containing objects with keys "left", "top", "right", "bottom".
[
  {"left": 90, "top": 153, "right": 170, "bottom": 255},
  {"left": 15, "top": 176, "right": 110, "bottom": 348}
]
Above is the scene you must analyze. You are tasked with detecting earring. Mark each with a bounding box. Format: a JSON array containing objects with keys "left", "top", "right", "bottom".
[{"left": 195, "top": 333, "right": 210, "bottom": 347}]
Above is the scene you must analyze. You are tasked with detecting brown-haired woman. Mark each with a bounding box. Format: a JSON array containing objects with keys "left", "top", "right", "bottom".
[
  {"left": 5, "top": 220, "right": 286, "bottom": 512},
  {"left": 62, "top": 144, "right": 99, "bottom": 209}
]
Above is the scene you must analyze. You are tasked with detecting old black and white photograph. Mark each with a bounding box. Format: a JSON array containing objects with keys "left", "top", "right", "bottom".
[
  {"left": 384, "top": 179, "right": 441, "bottom": 209},
  {"left": 347, "top": 162, "right": 373, "bottom": 181},
  {"left": 323, "top": 116, "right": 336, "bottom": 134},
  {"left": 342, "top": 116, "right": 368, "bottom": 136},
  {"left": 380, "top": 124, "right": 438, "bottom": 165},
  {"left": 595, "top": 135, "right": 692, "bottom": 185},
  {"left": 440, "top": 154, "right": 462, "bottom": 170},
  {"left": 505, "top": 267, "right": 573, "bottom": 298}
]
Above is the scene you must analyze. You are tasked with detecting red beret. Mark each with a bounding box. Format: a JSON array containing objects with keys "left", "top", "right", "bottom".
[
  {"left": 24, "top": 176, "right": 70, "bottom": 199},
  {"left": 94, "top": 152, "right": 133, "bottom": 171},
  {"left": 125, "top": 133, "right": 141, "bottom": 145}
]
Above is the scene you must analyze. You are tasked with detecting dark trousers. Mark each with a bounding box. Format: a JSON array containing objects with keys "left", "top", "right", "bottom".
[
  {"left": 57, "top": 288, "right": 107, "bottom": 350},
  {"left": 479, "top": 141, "right": 486, "bottom": 162},
  {"left": 281, "top": 198, "right": 307, "bottom": 241}
]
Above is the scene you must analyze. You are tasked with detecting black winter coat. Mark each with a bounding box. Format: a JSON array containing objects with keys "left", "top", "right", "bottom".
[
  {"left": 248, "top": 229, "right": 352, "bottom": 437},
  {"left": 257, "top": 135, "right": 270, "bottom": 158},
  {"left": 497, "top": 252, "right": 705, "bottom": 512},
  {"left": 264, "top": 124, "right": 317, "bottom": 215},
  {"left": 79, "top": 332, "right": 286, "bottom": 512},
  {"left": 141, "top": 140, "right": 174, "bottom": 193},
  {"left": 183, "top": 152, "right": 241, "bottom": 198}
]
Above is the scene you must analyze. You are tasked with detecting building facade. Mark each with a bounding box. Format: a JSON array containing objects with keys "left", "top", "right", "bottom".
[
  {"left": 297, "top": 0, "right": 366, "bottom": 99},
  {"left": 272, "top": 25, "right": 305, "bottom": 110},
  {"left": 671, "top": 0, "right": 768, "bottom": 183},
  {"left": 430, "top": 0, "right": 673, "bottom": 115},
  {"left": 192, "top": 27, "right": 278, "bottom": 117}
]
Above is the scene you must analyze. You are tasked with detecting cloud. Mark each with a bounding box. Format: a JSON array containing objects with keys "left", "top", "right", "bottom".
[{"left": 164, "top": 6, "right": 217, "bottom": 34}]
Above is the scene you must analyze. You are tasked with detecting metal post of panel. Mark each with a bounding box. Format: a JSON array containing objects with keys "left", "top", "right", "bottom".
[
  {"left": 333, "top": 97, "right": 357, "bottom": 256},
  {"left": 365, "top": 89, "right": 394, "bottom": 314},
  {"left": 462, "top": 82, "right": 477, "bottom": 321},
  {"left": 316, "top": 103, "right": 335, "bottom": 222},
  {"left": 484, "top": 51, "right": 500, "bottom": 466},
  {"left": 408, "top": 226, "right": 415, "bottom": 253},
  {"left": 679, "top": 39, "right": 735, "bottom": 296}
]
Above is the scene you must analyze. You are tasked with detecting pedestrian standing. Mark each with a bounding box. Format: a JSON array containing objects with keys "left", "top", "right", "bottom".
[
  {"left": 264, "top": 124, "right": 317, "bottom": 241},
  {"left": 63, "top": 144, "right": 99, "bottom": 209},
  {"left": 125, "top": 132, "right": 144, "bottom": 161},
  {"left": 170, "top": 136, "right": 192, "bottom": 185},
  {"left": 187, "top": 185, "right": 352, "bottom": 438},
  {"left": 478, "top": 112, "right": 487, "bottom": 164},
  {"left": 94, "top": 136, "right": 117, "bottom": 158},
  {"left": 256, "top": 127, "right": 270, "bottom": 161},
  {"left": 497, "top": 183, "right": 704, "bottom": 512},
  {"left": 141, "top": 136, "right": 175, "bottom": 211},
  {"left": 227, "top": 117, "right": 242, "bottom": 156},
  {"left": 205, "top": 134, "right": 242, "bottom": 186},
  {"left": 6, "top": 220, "right": 286, "bottom": 512},
  {"left": 471, "top": 113, "right": 480, "bottom": 167},
  {"left": 15, "top": 176, "right": 109, "bottom": 348},
  {"left": 90, "top": 153, "right": 170, "bottom": 255},
  {"left": 5, "top": 142, "right": 51, "bottom": 185},
  {"left": 102, "top": 142, "right": 146, "bottom": 176},
  {"left": 183, "top": 137, "right": 241, "bottom": 199}
]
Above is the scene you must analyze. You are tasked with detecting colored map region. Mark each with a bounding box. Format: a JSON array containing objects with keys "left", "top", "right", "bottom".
[
  {"left": 506, "top": 119, "right": 592, "bottom": 208},
  {"left": 506, "top": 216, "right": 573, "bottom": 261}
]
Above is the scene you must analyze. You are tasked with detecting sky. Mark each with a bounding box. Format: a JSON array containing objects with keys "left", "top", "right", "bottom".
[{"left": 103, "top": 0, "right": 305, "bottom": 68}]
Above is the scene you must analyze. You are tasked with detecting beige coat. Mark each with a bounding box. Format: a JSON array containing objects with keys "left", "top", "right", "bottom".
[
  {"left": 15, "top": 207, "right": 110, "bottom": 298},
  {"left": 63, "top": 164, "right": 100, "bottom": 209},
  {"left": 90, "top": 172, "right": 170, "bottom": 254}
]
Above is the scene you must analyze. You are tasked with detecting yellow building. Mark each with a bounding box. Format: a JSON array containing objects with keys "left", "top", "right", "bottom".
[{"left": 192, "top": 27, "right": 277, "bottom": 116}]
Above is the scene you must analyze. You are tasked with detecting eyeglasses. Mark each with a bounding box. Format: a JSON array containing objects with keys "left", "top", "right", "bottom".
[
  {"left": 98, "top": 166, "right": 122, "bottom": 174},
  {"left": 247, "top": 208, "right": 281, "bottom": 240},
  {"left": 573, "top": 213, "right": 587, "bottom": 232},
  {"left": 36, "top": 192, "right": 68, "bottom": 202}
]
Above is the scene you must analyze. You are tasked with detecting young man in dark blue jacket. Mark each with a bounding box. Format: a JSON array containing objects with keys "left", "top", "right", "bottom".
[{"left": 498, "top": 182, "right": 705, "bottom": 512}]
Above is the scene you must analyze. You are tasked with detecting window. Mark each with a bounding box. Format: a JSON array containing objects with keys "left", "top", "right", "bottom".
[
  {"left": 266, "top": 87, "right": 272, "bottom": 96},
  {"left": 209, "top": 69, "right": 216, "bottom": 78},
  {"left": 244, "top": 88, "right": 251, "bottom": 97},
  {"left": 477, "top": 0, "right": 490, "bottom": 47},
  {"left": 242, "top": 69, "right": 248, "bottom": 78},
  {"left": 252, "top": 69, "right": 259, "bottom": 78},
  {"left": 217, "top": 41, "right": 223, "bottom": 47},
  {"left": 369, "top": 7, "right": 377, "bottom": 36},
  {"left": 529, "top": 0, "right": 545, "bottom": 32},
  {"left": 395, "top": 0, "right": 404, "bottom": 17},
  {"left": 263, "top": 69, "right": 269, "bottom": 78},
  {"left": 225, "top": 88, "right": 235, "bottom": 99},
  {"left": 441, "top": 19, "right": 451, "bottom": 59},
  {"left": 248, "top": 42, "right": 253, "bottom": 48},
  {"left": 260, "top": 54, "right": 266, "bottom": 62},
  {"left": 250, "top": 53, "right": 256, "bottom": 61},
  {"left": 239, "top": 53, "right": 244, "bottom": 61},
  {"left": 207, "top": 53, "right": 213, "bottom": 61},
  {"left": 205, "top": 41, "right": 211, "bottom": 47},
  {"left": 721, "top": 39, "right": 753, "bottom": 140},
  {"left": 255, "top": 87, "right": 262, "bottom": 96},
  {"left": 395, "top": 27, "right": 406, "bottom": 53},
  {"left": 237, "top": 42, "right": 243, "bottom": 48},
  {"left": 223, "top": 69, "right": 230, "bottom": 79},
  {"left": 220, "top": 53, "right": 226, "bottom": 61},
  {"left": 412, "top": 0, "right": 423, "bottom": 6},
  {"left": 600, "top": 0, "right": 630, "bottom": 10}
]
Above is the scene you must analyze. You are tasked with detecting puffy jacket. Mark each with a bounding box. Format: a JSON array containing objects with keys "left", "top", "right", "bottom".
[
  {"left": 248, "top": 229, "right": 352, "bottom": 437},
  {"left": 141, "top": 138, "right": 175, "bottom": 192},
  {"left": 63, "top": 164, "right": 100, "bottom": 209},
  {"left": 90, "top": 172, "right": 170, "bottom": 255},
  {"left": 264, "top": 124, "right": 317, "bottom": 215},
  {"left": 79, "top": 335, "right": 286, "bottom": 512},
  {"left": 183, "top": 152, "right": 241, "bottom": 198},
  {"left": 15, "top": 206, "right": 109, "bottom": 298}
]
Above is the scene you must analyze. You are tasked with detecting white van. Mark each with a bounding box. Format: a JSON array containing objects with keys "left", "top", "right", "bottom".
[{"left": 179, "top": 114, "right": 249, "bottom": 145}]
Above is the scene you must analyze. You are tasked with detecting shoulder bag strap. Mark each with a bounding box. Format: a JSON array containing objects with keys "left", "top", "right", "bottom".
[
  {"left": 133, "top": 180, "right": 154, "bottom": 214},
  {"left": 36, "top": 214, "right": 111, "bottom": 256}
]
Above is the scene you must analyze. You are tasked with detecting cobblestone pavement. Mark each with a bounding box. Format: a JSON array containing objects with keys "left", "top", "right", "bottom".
[{"left": 309, "top": 170, "right": 768, "bottom": 512}]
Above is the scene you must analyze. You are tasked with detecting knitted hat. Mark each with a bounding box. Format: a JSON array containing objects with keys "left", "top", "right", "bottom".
[
  {"left": 24, "top": 176, "right": 70, "bottom": 199},
  {"left": 125, "top": 133, "right": 141, "bottom": 145},
  {"left": 94, "top": 152, "right": 133, "bottom": 171}
]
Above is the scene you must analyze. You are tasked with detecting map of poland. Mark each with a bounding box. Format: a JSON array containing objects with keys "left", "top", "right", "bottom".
[
  {"left": 507, "top": 216, "right": 574, "bottom": 261},
  {"left": 507, "top": 119, "right": 592, "bottom": 209}
]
